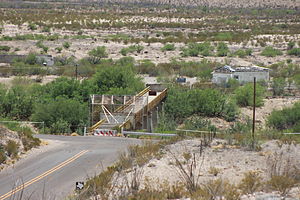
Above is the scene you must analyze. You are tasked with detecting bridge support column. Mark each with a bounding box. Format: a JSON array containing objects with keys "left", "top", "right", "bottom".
[{"left": 148, "top": 111, "right": 153, "bottom": 133}]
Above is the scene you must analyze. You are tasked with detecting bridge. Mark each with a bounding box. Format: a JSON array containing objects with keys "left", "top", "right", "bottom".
[{"left": 89, "top": 86, "right": 167, "bottom": 135}]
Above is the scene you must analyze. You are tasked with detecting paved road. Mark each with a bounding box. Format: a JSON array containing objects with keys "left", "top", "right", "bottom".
[{"left": 0, "top": 135, "right": 141, "bottom": 200}]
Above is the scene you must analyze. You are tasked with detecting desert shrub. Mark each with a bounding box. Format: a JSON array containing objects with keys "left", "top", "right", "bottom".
[
  {"left": 165, "top": 87, "right": 237, "bottom": 122},
  {"left": 41, "top": 26, "right": 50, "bottom": 32},
  {"left": 0, "top": 46, "right": 10, "bottom": 52},
  {"left": 216, "top": 42, "right": 229, "bottom": 57},
  {"left": 54, "top": 56, "right": 75, "bottom": 66},
  {"left": 208, "top": 167, "right": 221, "bottom": 176},
  {"left": 155, "top": 112, "right": 177, "bottom": 132},
  {"left": 55, "top": 47, "right": 62, "bottom": 53},
  {"left": 287, "top": 41, "right": 295, "bottom": 50},
  {"left": 267, "top": 102, "right": 300, "bottom": 131},
  {"left": 183, "top": 116, "right": 216, "bottom": 132},
  {"left": 267, "top": 175, "right": 297, "bottom": 196},
  {"left": 78, "top": 166, "right": 117, "bottom": 199},
  {"left": 0, "top": 149, "right": 6, "bottom": 164},
  {"left": 19, "top": 126, "right": 40, "bottom": 151},
  {"left": 287, "top": 48, "right": 300, "bottom": 56},
  {"left": 271, "top": 77, "right": 285, "bottom": 96},
  {"left": 239, "top": 171, "right": 262, "bottom": 194},
  {"left": 28, "top": 23, "right": 37, "bottom": 30},
  {"left": 171, "top": 59, "right": 217, "bottom": 79},
  {"left": 161, "top": 43, "right": 176, "bottom": 51},
  {"left": 234, "top": 48, "right": 252, "bottom": 58},
  {"left": 234, "top": 83, "right": 266, "bottom": 107},
  {"left": 88, "top": 46, "right": 108, "bottom": 64},
  {"left": 63, "top": 41, "right": 71, "bottom": 49},
  {"left": 36, "top": 41, "right": 49, "bottom": 53},
  {"left": 192, "top": 179, "right": 240, "bottom": 200},
  {"left": 127, "top": 180, "right": 185, "bottom": 200},
  {"left": 136, "top": 60, "right": 158, "bottom": 76},
  {"left": 120, "top": 45, "right": 144, "bottom": 56},
  {"left": 181, "top": 42, "right": 214, "bottom": 57},
  {"left": 25, "top": 53, "right": 37, "bottom": 65},
  {"left": 5, "top": 140, "right": 19, "bottom": 158},
  {"left": 261, "top": 46, "right": 283, "bottom": 57}
]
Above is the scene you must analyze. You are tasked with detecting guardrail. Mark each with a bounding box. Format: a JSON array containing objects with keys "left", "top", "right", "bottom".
[{"left": 122, "top": 131, "right": 177, "bottom": 137}]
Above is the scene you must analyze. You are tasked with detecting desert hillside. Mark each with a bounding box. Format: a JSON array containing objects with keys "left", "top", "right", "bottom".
[{"left": 0, "top": 0, "right": 299, "bottom": 9}]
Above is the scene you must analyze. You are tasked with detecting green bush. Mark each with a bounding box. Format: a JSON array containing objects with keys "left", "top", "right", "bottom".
[
  {"left": 234, "top": 49, "right": 252, "bottom": 58},
  {"left": 267, "top": 102, "right": 300, "bottom": 131},
  {"left": 234, "top": 83, "right": 266, "bottom": 107},
  {"left": 217, "top": 42, "right": 229, "bottom": 57},
  {"left": 28, "top": 23, "right": 37, "bottom": 30},
  {"left": 31, "top": 97, "right": 87, "bottom": 134},
  {"left": 25, "top": 53, "right": 37, "bottom": 65},
  {"left": 271, "top": 77, "right": 285, "bottom": 96},
  {"left": 287, "top": 41, "right": 295, "bottom": 50},
  {"left": 36, "top": 41, "right": 49, "bottom": 53},
  {"left": 165, "top": 87, "right": 237, "bottom": 122},
  {"left": 136, "top": 60, "right": 158, "bottom": 76},
  {"left": 0, "top": 46, "right": 10, "bottom": 52},
  {"left": 161, "top": 43, "right": 176, "bottom": 51},
  {"left": 287, "top": 48, "right": 300, "bottom": 56},
  {"left": 181, "top": 42, "right": 214, "bottom": 57},
  {"left": 55, "top": 47, "right": 62, "bottom": 53},
  {"left": 88, "top": 46, "right": 108, "bottom": 64},
  {"left": 261, "top": 46, "right": 283, "bottom": 57},
  {"left": 63, "top": 41, "right": 71, "bottom": 49},
  {"left": 120, "top": 45, "right": 144, "bottom": 56}
]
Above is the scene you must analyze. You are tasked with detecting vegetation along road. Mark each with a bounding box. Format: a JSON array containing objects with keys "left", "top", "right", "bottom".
[{"left": 0, "top": 134, "right": 140, "bottom": 200}]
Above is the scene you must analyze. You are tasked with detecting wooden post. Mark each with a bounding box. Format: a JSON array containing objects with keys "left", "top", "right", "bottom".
[{"left": 252, "top": 77, "right": 256, "bottom": 149}]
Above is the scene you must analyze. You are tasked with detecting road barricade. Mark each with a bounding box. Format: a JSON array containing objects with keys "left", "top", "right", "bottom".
[{"left": 94, "top": 129, "right": 117, "bottom": 136}]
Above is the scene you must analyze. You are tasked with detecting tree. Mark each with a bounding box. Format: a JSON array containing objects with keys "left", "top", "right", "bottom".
[
  {"left": 31, "top": 97, "right": 88, "bottom": 133},
  {"left": 0, "top": 85, "right": 34, "bottom": 120},
  {"left": 91, "top": 65, "right": 144, "bottom": 95}
]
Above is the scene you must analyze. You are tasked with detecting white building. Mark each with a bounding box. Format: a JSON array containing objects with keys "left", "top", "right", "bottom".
[{"left": 212, "top": 65, "right": 270, "bottom": 84}]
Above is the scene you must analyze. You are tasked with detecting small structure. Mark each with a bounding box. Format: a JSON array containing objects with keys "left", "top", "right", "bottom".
[
  {"left": 0, "top": 54, "right": 54, "bottom": 66},
  {"left": 212, "top": 65, "right": 270, "bottom": 84}
]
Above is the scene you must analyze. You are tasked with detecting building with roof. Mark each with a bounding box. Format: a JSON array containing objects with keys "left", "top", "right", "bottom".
[{"left": 212, "top": 65, "right": 270, "bottom": 84}]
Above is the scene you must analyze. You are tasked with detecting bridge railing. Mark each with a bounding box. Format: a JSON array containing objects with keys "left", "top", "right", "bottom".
[{"left": 89, "top": 87, "right": 150, "bottom": 132}]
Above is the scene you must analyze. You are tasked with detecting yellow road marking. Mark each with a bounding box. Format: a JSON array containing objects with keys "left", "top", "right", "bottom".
[{"left": 0, "top": 150, "right": 88, "bottom": 200}]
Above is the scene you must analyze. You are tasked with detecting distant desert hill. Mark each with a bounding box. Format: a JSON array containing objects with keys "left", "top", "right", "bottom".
[{"left": 1, "top": 0, "right": 299, "bottom": 9}]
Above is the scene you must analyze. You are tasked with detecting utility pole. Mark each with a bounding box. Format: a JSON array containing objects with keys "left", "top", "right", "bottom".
[
  {"left": 252, "top": 77, "right": 256, "bottom": 149},
  {"left": 75, "top": 64, "right": 78, "bottom": 80}
]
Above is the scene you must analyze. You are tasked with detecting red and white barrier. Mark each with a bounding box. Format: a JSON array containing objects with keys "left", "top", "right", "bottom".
[{"left": 94, "top": 129, "right": 117, "bottom": 136}]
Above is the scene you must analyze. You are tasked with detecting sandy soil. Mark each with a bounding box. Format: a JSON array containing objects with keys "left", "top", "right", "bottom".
[
  {"left": 240, "top": 97, "right": 300, "bottom": 128},
  {"left": 122, "top": 139, "right": 300, "bottom": 199}
]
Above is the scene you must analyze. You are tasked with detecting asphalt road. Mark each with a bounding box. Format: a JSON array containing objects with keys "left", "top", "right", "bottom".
[{"left": 0, "top": 135, "right": 141, "bottom": 200}]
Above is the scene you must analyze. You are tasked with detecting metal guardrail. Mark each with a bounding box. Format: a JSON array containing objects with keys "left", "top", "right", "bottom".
[
  {"left": 283, "top": 133, "right": 300, "bottom": 135},
  {"left": 122, "top": 131, "right": 177, "bottom": 137}
]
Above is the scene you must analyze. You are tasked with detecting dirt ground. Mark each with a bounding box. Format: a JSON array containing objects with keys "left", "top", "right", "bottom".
[
  {"left": 240, "top": 97, "right": 300, "bottom": 129},
  {"left": 1, "top": 24, "right": 300, "bottom": 66},
  {"left": 123, "top": 139, "right": 300, "bottom": 199}
]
